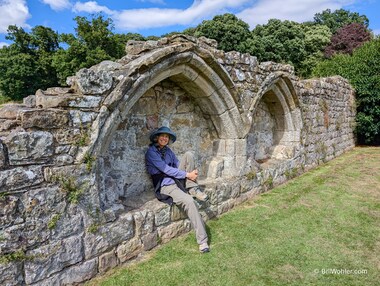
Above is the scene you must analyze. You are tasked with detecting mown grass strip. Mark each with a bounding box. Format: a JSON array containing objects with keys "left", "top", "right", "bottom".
[{"left": 87, "top": 147, "right": 380, "bottom": 286}]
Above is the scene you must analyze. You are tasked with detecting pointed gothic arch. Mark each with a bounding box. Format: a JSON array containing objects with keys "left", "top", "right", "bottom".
[{"left": 249, "top": 72, "right": 302, "bottom": 161}]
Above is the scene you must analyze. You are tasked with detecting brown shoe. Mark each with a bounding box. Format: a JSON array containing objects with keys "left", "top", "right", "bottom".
[{"left": 189, "top": 187, "right": 208, "bottom": 201}]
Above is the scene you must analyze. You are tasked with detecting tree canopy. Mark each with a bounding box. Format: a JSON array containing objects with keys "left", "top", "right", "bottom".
[
  {"left": 324, "top": 23, "right": 372, "bottom": 58},
  {"left": 52, "top": 15, "right": 133, "bottom": 85},
  {"left": 313, "top": 38, "right": 380, "bottom": 145},
  {"left": 194, "top": 13, "right": 251, "bottom": 52},
  {"left": 313, "top": 8, "right": 369, "bottom": 33},
  {"left": 240, "top": 19, "right": 307, "bottom": 70},
  {"left": 0, "top": 25, "right": 59, "bottom": 100}
]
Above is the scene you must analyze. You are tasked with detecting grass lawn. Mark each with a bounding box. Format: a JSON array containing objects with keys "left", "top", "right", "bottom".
[{"left": 86, "top": 147, "right": 380, "bottom": 286}]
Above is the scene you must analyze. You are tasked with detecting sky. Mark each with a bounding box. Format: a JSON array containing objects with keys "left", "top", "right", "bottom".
[{"left": 1, "top": 0, "right": 380, "bottom": 47}]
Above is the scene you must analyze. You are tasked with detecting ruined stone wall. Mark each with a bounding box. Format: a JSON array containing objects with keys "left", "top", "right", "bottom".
[{"left": 0, "top": 35, "right": 355, "bottom": 285}]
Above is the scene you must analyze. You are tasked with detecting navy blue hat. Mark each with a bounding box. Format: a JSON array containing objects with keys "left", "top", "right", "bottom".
[{"left": 149, "top": 126, "right": 177, "bottom": 143}]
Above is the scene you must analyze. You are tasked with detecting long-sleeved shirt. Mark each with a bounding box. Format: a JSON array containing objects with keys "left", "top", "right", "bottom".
[{"left": 145, "top": 144, "right": 187, "bottom": 186}]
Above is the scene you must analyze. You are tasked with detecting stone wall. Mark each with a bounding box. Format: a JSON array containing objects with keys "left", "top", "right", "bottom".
[{"left": 0, "top": 35, "right": 356, "bottom": 285}]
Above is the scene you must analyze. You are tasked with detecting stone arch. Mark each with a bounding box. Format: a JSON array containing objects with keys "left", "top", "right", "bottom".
[
  {"left": 248, "top": 73, "right": 302, "bottom": 162},
  {"left": 87, "top": 49, "right": 246, "bottom": 159},
  {"left": 83, "top": 45, "right": 246, "bottom": 210}
]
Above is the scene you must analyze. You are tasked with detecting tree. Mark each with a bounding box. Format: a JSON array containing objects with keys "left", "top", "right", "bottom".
[
  {"left": 194, "top": 13, "right": 251, "bottom": 52},
  {"left": 52, "top": 14, "right": 139, "bottom": 85},
  {"left": 298, "top": 24, "right": 332, "bottom": 77},
  {"left": 313, "top": 38, "right": 380, "bottom": 145},
  {"left": 240, "top": 19, "right": 307, "bottom": 73},
  {"left": 313, "top": 8, "right": 369, "bottom": 34},
  {"left": 324, "top": 23, "right": 372, "bottom": 58},
  {"left": 0, "top": 25, "right": 59, "bottom": 100}
]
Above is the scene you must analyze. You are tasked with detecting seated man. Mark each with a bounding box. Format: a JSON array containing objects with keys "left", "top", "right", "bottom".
[{"left": 145, "top": 126, "right": 210, "bottom": 253}]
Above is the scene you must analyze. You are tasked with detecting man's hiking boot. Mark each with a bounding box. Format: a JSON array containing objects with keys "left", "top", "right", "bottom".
[{"left": 189, "top": 187, "right": 208, "bottom": 201}]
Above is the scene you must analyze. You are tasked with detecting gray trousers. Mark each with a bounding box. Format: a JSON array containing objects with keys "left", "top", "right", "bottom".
[{"left": 160, "top": 152, "right": 208, "bottom": 245}]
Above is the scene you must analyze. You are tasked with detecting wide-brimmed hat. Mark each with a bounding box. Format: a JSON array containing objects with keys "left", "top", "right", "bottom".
[{"left": 149, "top": 126, "right": 177, "bottom": 143}]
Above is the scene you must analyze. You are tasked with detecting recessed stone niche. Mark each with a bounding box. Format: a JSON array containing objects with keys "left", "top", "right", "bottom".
[{"left": 98, "top": 79, "right": 216, "bottom": 211}]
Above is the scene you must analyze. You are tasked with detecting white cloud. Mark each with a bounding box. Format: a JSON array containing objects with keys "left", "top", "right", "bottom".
[
  {"left": 0, "top": 42, "right": 10, "bottom": 47},
  {"left": 113, "top": 0, "right": 250, "bottom": 30},
  {"left": 0, "top": 0, "right": 30, "bottom": 33},
  {"left": 72, "top": 1, "right": 113, "bottom": 14},
  {"left": 41, "top": 0, "right": 71, "bottom": 11},
  {"left": 237, "top": 0, "right": 356, "bottom": 28}
]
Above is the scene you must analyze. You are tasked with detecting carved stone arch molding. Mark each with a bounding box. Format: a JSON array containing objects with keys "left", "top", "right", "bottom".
[{"left": 248, "top": 72, "right": 302, "bottom": 163}]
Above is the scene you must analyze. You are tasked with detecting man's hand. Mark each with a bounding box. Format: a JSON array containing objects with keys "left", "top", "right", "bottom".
[{"left": 186, "top": 169, "right": 198, "bottom": 181}]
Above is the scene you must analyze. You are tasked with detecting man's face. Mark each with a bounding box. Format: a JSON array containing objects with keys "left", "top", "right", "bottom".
[{"left": 157, "top": 133, "right": 170, "bottom": 148}]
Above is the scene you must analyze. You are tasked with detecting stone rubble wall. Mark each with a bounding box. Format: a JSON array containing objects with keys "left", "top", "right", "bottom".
[{"left": 0, "top": 35, "right": 355, "bottom": 285}]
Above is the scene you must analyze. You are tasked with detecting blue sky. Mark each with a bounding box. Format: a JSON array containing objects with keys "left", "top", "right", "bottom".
[{"left": 1, "top": 0, "right": 379, "bottom": 47}]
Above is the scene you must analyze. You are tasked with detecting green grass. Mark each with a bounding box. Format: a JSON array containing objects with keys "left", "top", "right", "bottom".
[{"left": 87, "top": 147, "right": 380, "bottom": 286}]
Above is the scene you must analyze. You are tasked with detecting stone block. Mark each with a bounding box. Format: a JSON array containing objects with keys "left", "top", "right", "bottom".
[
  {"left": 154, "top": 204, "right": 171, "bottom": 226},
  {"left": 1, "top": 218, "right": 52, "bottom": 253},
  {"left": 217, "top": 182, "right": 233, "bottom": 202},
  {"left": 0, "top": 104, "right": 30, "bottom": 120},
  {"left": 213, "top": 140, "right": 226, "bottom": 156},
  {"left": 222, "top": 157, "right": 238, "bottom": 177},
  {"left": 24, "top": 235, "right": 84, "bottom": 284},
  {"left": 0, "top": 119, "right": 19, "bottom": 132},
  {"left": 0, "top": 166, "right": 44, "bottom": 192},
  {"left": 69, "top": 110, "right": 98, "bottom": 128},
  {"left": 133, "top": 210, "right": 155, "bottom": 236},
  {"left": 68, "top": 95, "right": 103, "bottom": 109},
  {"left": 0, "top": 142, "right": 6, "bottom": 169},
  {"left": 84, "top": 213, "right": 134, "bottom": 259},
  {"left": 40, "top": 258, "right": 98, "bottom": 286},
  {"left": 218, "top": 199, "right": 234, "bottom": 215},
  {"left": 51, "top": 205, "right": 84, "bottom": 240},
  {"left": 116, "top": 237, "right": 142, "bottom": 263},
  {"left": 21, "top": 109, "right": 69, "bottom": 129},
  {"left": 206, "top": 157, "right": 224, "bottom": 178},
  {"left": 54, "top": 154, "right": 74, "bottom": 166},
  {"left": 35, "top": 89, "right": 75, "bottom": 109},
  {"left": 0, "top": 195, "right": 19, "bottom": 227},
  {"left": 157, "top": 220, "right": 191, "bottom": 243},
  {"left": 74, "top": 68, "right": 113, "bottom": 95},
  {"left": 142, "top": 231, "right": 158, "bottom": 251},
  {"left": 235, "top": 139, "right": 247, "bottom": 156},
  {"left": 23, "top": 94, "right": 36, "bottom": 107},
  {"left": 224, "top": 139, "right": 235, "bottom": 156},
  {"left": 99, "top": 249, "right": 118, "bottom": 273},
  {"left": 5, "top": 131, "right": 53, "bottom": 165},
  {"left": 0, "top": 262, "right": 23, "bottom": 286}
]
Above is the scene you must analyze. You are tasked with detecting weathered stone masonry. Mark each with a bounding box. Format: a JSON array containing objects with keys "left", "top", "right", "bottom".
[{"left": 0, "top": 35, "right": 355, "bottom": 285}]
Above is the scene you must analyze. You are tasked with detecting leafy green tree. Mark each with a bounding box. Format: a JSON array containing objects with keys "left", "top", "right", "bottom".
[
  {"left": 194, "top": 13, "right": 251, "bottom": 52},
  {"left": 298, "top": 24, "right": 332, "bottom": 77},
  {"left": 0, "top": 25, "right": 59, "bottom": 100},
  {"left": 313, "top": 38, "right": 380, "bottom": 145},
  {"left": 324, "top": 23, "right": 372, "bottom": 58},
  {"left": 240, "top": 19, "right": 307, "bottom": 72},
  {"left": 313, "top": 8, "right": 369, "bottom": 34},
  {"left": 52, "top": 14, "right": 142, "bottom": 85}
]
